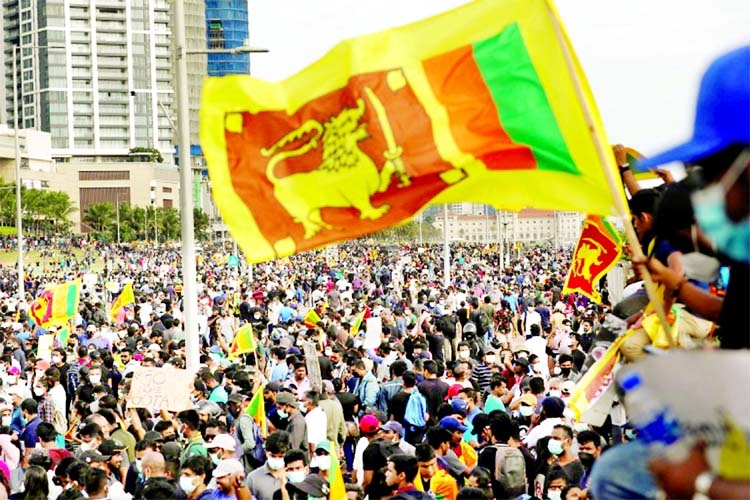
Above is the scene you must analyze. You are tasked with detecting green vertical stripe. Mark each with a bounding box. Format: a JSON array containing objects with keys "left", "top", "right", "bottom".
[
  {"left": 472, "top": 23, "right": 577, "bottom": 174},
  {"left": 66, "top": 282, "right": 79, "bottom": 317}
]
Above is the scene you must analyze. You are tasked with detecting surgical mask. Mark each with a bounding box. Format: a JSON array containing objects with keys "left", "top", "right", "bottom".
[
  {"left": 211, "top": 453, "right": 221, "bottom": 465},
  {"left": 458, "top": 351, "right": 470, "bottom": 360},
  {"left": 33, "top": 386, "right": 45, "bottom": 397},
  {"left": 179, "top": 476, "right": 199, "bottom": 495},
  {"left": 311, "top": 456, "right": 330, "bottom": 471},
  {"left": 547, "top": 438, "right": 564, "bottom": 456},
  {"left": 578, "top": 451, "right": 595, "bottom": 468},
  {"left": 267, "top": 456, "right": 285, "bottom": 470},
  {"left": 519, "top": 405, "right": 534, "bottom": 417},
  {"left": 79, "top": 441, "right": 94, "bottom": 452},
  {"left": 89, "top": 375, "right": 101, "bottom": 385},
  {"left": 52, "top": 356, "right": 62, "bottom": 365},
  {"left": 287, "top": 470, "right": 306, "bottom": 483},
  {"left": 531, "top": 364, "right": 542, "bottom": 373},
  {"left": 277, "top": 409, "right": 288, "bottom": 419},
  {"left": 485, "top": 354, "right": 496, "bottom": 365},
  {"left": 691, "top": 149, "right": 750, "bottom": 264},
  {"left": 548, "top": 390, "right": 561, "bottom": 398},
  {"left": 547, "top": 490, "right": 562, "bottom": 500},
  {"left": 35, "top": 370, "right": 45, "bottom": 379},
  {"left": 1, "top": 416, "right": 10, "bottom": 427},
  {"left": 324, "top": 348, "right": 333, "bottom": 357},
  {"left": 134, "top": 459, "right": 142, "bottom": 474},
  {"left": 299, "top": 403, "right": 307, "bottom": 414}
]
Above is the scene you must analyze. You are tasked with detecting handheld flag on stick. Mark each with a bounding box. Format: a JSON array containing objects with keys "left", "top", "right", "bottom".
[
  {"left": 110, "top": 282, "right": 135, "bottom": 322},
  {"left": 201, "top": 0, "right": 626, "bottom": 263},
  {"left": 56, "top": 326, "right": 71, "bottom": 347},
  {"left": 349, "top": 309, "right": 367, "bottom": 337},
  {"left": 303, "top": 308, "right": 321, "bottom": 329},
  {"left": 246, "top": 387, "right": 267, "bottom": 438},
  {"left": 228, "top": 324, "right": 256, "bottom": 359},
  {"left": 328, "top": 440, "right": 347, "bottom": 500},
  {"left": 563, "top": 215, "right": 623, "bottom": 303},
  {"left": 29, "top": 280, "right": 81, "bottom": 328}
]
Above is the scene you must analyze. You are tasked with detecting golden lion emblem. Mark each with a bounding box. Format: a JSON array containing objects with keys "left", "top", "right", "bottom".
[
  {"left": 572, "top": 238, "right": 605, "bottom": 281},
  {"left": 260, "top": 86, "right": 410, "bottom": 241}
]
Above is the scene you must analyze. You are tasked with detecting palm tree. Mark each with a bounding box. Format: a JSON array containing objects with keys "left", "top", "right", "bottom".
[
  {"left": 159, "top": 207, "right": 180, "bottom": 241},
  {"left": 83, "top": 202, "right": 115, "bottom": 235}
]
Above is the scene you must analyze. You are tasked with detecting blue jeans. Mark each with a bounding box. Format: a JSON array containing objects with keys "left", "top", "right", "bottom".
[{"left": 589, "top": 441, "right": 661, "bottom": 500}]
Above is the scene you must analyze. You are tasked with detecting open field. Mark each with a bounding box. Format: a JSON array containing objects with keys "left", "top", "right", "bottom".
[{"left": 0, "top": 248, "right": 105, "bottom": 273}]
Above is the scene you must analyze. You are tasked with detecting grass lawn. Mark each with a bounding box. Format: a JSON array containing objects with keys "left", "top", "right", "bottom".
[{"left": 0, "top": 248, "right": 105, "bottom": 273}]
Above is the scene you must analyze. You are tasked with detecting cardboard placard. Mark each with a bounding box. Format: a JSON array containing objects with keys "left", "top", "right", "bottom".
[
  {"left": 364, "top": 317, "right": 383, "bottom": 349},
  {"left": 37, "top": 334, "right": 54, "bottom": 362},
  {"left": 302, "top": 341, "right": 322, "bottom": 393},
  {"left": 127, "top": 367, "right": 192, "bottom": 412}
]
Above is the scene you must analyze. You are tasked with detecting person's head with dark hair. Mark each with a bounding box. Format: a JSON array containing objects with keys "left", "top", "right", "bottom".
[
  {"left": 141, "top": 478, "right": 177, "bottom": 499},
  {"left": 385, "top": 453, "right": 419, "bottom": 491},
  {"left": 576, "top": 430, "right": 604, "bottom": 469},
  {"left": 529, "top": 376, "right": 545, "bottom": 396},
  {"left": 546, "top": 465, "right": 569, "bottom": 498},
  {"left": 425, "top": 426, "right": 452, "bottom": 455},
  {"left": 628, "top": 188, "right": 662, "bottom": 243},
  {"left": 79, "top": 422, "right": 104, "bottom": 450},
  {"left": 55, "top": 456, "right": 78, "bottom": 490},
  {"left": 541, "top": 397, "right": 565, "bottom": 420},
  {"left": 66, "top": 460, "right": 91, "bottom": 491},
  {"left": 21, "top": 398, "right": 38, "bottom": 420},
  {"left": 302, "top": 390, "right": 319, "bottom": 414},
  {"left": 390, "top": 360, "right": 408, "bottom": 379},
  {"left": 180, "top": 455, "right": 212, "bottom": 496},
  {"left": 467, "top": 466, "right": 492, "bottom": 491},
  {"left": 264, "top": 430, "right": 292, "bottom": 468},
  {"left": 84, "top": 467, "right": 108, "bottom": 499},
  {"left": 456, "top": 487, "right": 492, "bottom": 500},
  {"left": 283, "top": 449, "right": 308, "bottom": 483},
  {"left": 57, "top": 487, "right": 86, "bottom": 500},
  {"left": 423, "top": 360, "right": 438, "bottom": 378},
  {"left": 402, "top": 371, "right": 417, "bottom": 389},
  {"left": 176, "top": 409, "right": 201, "bottom": 439},
  {"left": 489, "top": 413, "right": 513, "bottom": 444},
  {"left": 414, "top": 443, "right": 437, "bottom": 483},
  {"left": 549, "top": 424, "right": 574, "bottom": 461},
  {"left": 22, "top": 465, "right": 49, "bottom": 500},
  {"left": 529, "top": 324, "right": 541, "bottom": 337},
  {"left": 154, "top": 419, "right": 177, "bottom": 442},
  {"left": 36, "top": 422, "right": 58, "bottom": 444},
  {"left": 97, "top": 395, "right": 118, "bottom": 412},
  {"left": 97, "top": 408, "right": 117, "bottom": 428}
]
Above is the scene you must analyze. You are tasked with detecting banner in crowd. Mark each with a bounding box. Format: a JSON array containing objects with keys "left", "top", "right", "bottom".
[
  {"left": 563, "top": 215, "right": 623, "bottom": 303},
  {"left": 200, "top": 0, "right": 626, "bottom": 263},
  {"left": 127, "top": 367, "right": 192, "bottom": 412},
  {"left": 29, "top": 279, "right": 81, "bottom": 328}
]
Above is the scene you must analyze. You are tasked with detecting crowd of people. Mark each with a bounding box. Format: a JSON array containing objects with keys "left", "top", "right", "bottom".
[{"left": 0, "top": 46, "right": 744, "bottom": 500}]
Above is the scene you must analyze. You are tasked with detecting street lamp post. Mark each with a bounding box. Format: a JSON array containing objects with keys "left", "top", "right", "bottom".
[
  {"left": 116, "top": 193, "right": 128, "bottom": 245},
  {"left": 173, "top": 2, "right": 268, "bottom": 371}
]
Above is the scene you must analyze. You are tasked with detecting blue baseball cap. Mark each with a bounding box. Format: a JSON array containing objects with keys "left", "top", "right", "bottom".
[
  {"left": 637, "top": 46, "right": 750, "bottom": 170},
  {"left": 438, "top": 416, "right": 467, "bottom": 432}
]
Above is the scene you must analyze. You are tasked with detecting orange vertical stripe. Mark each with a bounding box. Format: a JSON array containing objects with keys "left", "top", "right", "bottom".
[{"left": 422, "top": 45, "right": 536, "bottom": 170}]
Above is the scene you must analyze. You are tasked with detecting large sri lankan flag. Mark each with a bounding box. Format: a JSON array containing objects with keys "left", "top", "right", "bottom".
[
  {"left": 201, "top": 0, "right": 627, "bottom": 263},
  {"left": 30, "top": 279, "right": 81, "bottom": 328}
]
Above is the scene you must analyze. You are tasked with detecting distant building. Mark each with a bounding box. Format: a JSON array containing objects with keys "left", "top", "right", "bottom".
[{"left": 205, "top": 0, "right": 250, "bottom": 76}]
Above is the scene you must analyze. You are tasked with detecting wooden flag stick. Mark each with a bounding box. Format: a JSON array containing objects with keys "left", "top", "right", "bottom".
[{"left": 546, "top": 0, "right": 676, "bottom": 347}]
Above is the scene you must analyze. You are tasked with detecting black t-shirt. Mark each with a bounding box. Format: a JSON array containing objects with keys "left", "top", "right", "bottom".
[
  {"left": 389, "top": 390, "right": 411, "bottom": 422},
  {"left": 363, "top": 439, "right": 393, "bottom": 499},
  {"left": 571, "top": 350, "right": 586, "bottom": 372},
  {"left": 335, "top": 391, "right": 359, "bottom": 421},
  {"left": 417, "top": 379, "right": 449, "bottom": 424},
  {"left": 318, "top": 355, "right": 334, "bottom": 380},
  {"left": 720, "top": 262, "right": 749, "bottom": 349}
]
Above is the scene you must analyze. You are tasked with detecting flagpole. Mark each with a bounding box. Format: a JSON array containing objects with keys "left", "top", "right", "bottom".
[
  {"left": 443, "top": 204, "right": 450, "bottom": 288},
  {"left": 546, "top": 1, "right": 675, "bottom": 347}
]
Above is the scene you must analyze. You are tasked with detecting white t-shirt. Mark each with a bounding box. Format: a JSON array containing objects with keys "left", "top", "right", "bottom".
[
  {"left": 352, "top": 436, "right": 370, "bottom": 485},
  {"left": 305, "top": 406, "right": 328, "bottom": 446}
]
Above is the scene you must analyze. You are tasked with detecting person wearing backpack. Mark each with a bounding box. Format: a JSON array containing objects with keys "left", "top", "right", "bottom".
[
  {"left": 361, "top": 420, "right": 402, "bottom": 500},
  {"left": 477, "top": 412, "right": 527, "bottom": 499}
]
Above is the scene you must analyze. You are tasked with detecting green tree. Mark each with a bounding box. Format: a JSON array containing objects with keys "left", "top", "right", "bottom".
[
  {"left": 158, "top": 207, "right": 180, "bottom": 241},
  {"left": 128, "top": 147, "right": 164, "bottom": 163},
  {"left": 193, "top": 208, "right": 210, "bottom": 241},
  {"left": 83, "top": 202, "right": 115, "bottom": 237}
]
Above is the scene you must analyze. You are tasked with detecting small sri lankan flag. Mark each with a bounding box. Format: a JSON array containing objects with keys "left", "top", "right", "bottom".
[{"left": 563, "top": 215, "right": 623, "bottom": 303}]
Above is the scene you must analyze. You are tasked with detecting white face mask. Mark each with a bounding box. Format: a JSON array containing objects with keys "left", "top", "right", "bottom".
[
  {"left": 35, "top": 370, "right": 45, "bottom": 379},
  {"left": 485, "top": 354, "right": 496, "bottom": 365},
  {"left": 311, "top": 455, "right": 330, "bottom": 471},
  {"left": 267, "top": 456, "right": 285, "bottom": 470},
  {"left": 548, "top": 389, "right": 561, "bottom": 398},
  {"left": 52, "top": 356, "right": 62, "bottom": 365},
  {"left": 519, "top": 405, "right": 534, "bottom": 417},
  {"left": 179, "top": 476, "right": 199, "bottom": 495},
  {"left": 33, "top": 386, "right": 45, "bottom": 397},
  {"left": 1, "top": 416, "right": 10, "bottom": 427},
  {"left": 89, "top": 375, "right": 101, "bottom": 385},
  {"left": 324, "top": 349, "right": 333, "bottom": 357},
  {"left": 547, "top": 490, "right": 562, "bottom": 500},
  {"left": 458, "top": 351, "right": 470, "bottom": 360}
]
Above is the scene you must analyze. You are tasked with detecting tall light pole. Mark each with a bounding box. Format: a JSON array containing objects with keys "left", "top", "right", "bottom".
[
  {"left": 12, "top": 44, "right": 64, "bottom": 302},
  {"left": 174, "top": 0, "right": 267, "bottom": 372},
  {"left": 116, "top": 193, "right": 128, "bottom": 245}
]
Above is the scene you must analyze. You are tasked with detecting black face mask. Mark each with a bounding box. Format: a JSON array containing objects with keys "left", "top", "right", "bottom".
[
  {"left": 560, "top": 367, "right": 571, "bottom": 376},
  {"left": 162, "top": 434, "right": 176, "bottom": 443},
  {"left": 578, "top": 451, "right": 595, "bottom": 468}
]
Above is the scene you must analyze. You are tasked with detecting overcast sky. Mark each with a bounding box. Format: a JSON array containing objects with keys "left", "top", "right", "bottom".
[{"left": 247, "top": 0, "right": 749, "bottom": 159}]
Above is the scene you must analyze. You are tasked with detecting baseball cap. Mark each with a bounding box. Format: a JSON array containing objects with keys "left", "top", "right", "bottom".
[
  {"left": 445, "top": 384, "right": 463, "bottom": 401},
  {"left": 450, "top": 397, "right": 468, "bottom": 414},
  {"left": 438, "top": 416, "right": 467, "bottom": 433},
  {"left": 7, "top": 366, "right": 20, "bottom": 376},
  {"left": 359, "top": 414, "right": 380, "bottom": 434},
  {"left": 519, "top": 393, "right": 538, "bottom": 407},
  {"left": 98, "top": 439, "right": 126, "bottom": 459},
  {"left": 80, "top": 450, "right": 108, "bottom": 464},
  {"left": 161, "top": 442, "right": 182, "bottom": 463},
  {"left": 287, "top": 474, "right": 330, "bottom": 498},
  {"left": 561, "top": 380, "right": 576, "bottom": 396},
  {"left": 205, "top": 434, "right": 236, "bottom": 452},
  {"left": 542, "top": 396, "right": 566, "bottom": 418},
  {"left": 275, "top": 392, "right": 296, "bottom": 406},
  {"left": 637, "top": 46, "right": 750, "bottom": 170},
  {"left": 212, "top": 458, "right": 244, "bottom": 478},
  {"left": 144, "top": 431, "right": 164, "bottom": 444},
  {"left": 35, "top": 359, "right": 50, "bottom": 370},
  {"left": 227, "top": 393, "right": 246, "bottom": 404},
  {"left": 513, "top": 357, "right": 529, "bottom": 368},
  {"left": 314, "top": 441, "right": 331, "bottom": 454},
  {"left": 381, "top": 421, "right": 403, "bottom": 435}
]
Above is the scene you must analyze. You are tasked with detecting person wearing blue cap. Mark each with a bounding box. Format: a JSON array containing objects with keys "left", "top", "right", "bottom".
[
  {"left": 635, "top": 45, "right": 750, "bottom": 350},
  {"left": 438, "top": 416, "right": 477, "bottom": 477}
]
